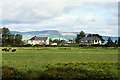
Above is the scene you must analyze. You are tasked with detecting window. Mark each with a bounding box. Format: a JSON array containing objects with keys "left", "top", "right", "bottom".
[{"left": 95, "top": 40, "right": 97, "bottom": 42}]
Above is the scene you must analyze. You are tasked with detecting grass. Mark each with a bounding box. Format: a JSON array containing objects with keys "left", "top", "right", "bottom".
[{"left": 2, "top": 47, "right": 119, "bottom": 79}]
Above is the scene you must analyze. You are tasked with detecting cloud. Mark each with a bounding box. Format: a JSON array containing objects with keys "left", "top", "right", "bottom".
[
  {"left": 1, "top": 2, "right": 64, "bottom": 24},
  {"left": 0, "top": 2, "right": 118, "bottom": 36}
]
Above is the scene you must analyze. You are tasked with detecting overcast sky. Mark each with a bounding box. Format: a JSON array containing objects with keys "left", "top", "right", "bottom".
[{"left": 0, "top": 1, "right": 118, "bottom": 37}]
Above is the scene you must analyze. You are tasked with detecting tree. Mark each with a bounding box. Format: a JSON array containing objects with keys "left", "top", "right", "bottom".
[
  {"left": 107, "top": 37, "right": 113, "bottom": 46},
  {"left": 75, "top": 31, "right": 85, "bottom": 43},
  {"left": 2, "top": 27, "right": 10, "bottom": 36},
  {"left": 49, "top": 38, "right": 52, "bottom": 42},
  {"left": 2, "top": 27, "right": 10, "bottom": 46},
  {"left": 113, "top": 40, "right": 118, "bottom": 47},
  {"left": 114, "top": 40, "right": 117, "bottom": 44},
  {"left": 2, "top": 27, "right": 23, "bottom": 47},
  {"left": 15, "top": 34, "right": 23, "bottom": 46},
  {"left": 53, "top": 39, "right": 60, "bottom": 43},
  {"left": 49, "top": 38, "right": 52, "bottom": 45},
  {"left": 87, "top": 34, "right": 105, "bottom": 43},
  {"left": 8, "top": 34, "right": 15, "bottom": 46},
  {"left": 118, "top": 37, "right": 120, "bottom": 46}
]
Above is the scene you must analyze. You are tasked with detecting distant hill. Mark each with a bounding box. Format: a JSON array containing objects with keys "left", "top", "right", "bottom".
[{"left": 10, "top": 30, "right": 118, "bottom": 41}]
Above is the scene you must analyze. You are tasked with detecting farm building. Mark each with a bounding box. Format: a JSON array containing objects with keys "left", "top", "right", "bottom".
[
  {"left": 28, "top": 36, "right": 49, "bottom": 45},
  {"left": 80, "top": 36, "right": 102, "bottom": 45}
]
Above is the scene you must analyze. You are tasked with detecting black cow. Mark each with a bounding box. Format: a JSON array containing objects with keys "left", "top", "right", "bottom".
[
  {"left": 12, "top": 49, "right": 16, "bottom": 52},
  {"left": 2, "top": 49, "right": 5, "bottom": 51}
]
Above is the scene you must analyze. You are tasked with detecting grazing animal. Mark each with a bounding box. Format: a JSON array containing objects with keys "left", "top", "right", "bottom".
[
  {"left": 12, "top": 49, "right": 16, "bottom": 52},
  {"left": 2, "top": 48, "right": 7, "bottom": 51},
  {"left": 2, "top": 49, "right": 5, "bottom": 51},
  {"left": 5, "top": 49, "right": 9, "bottom": 52}
]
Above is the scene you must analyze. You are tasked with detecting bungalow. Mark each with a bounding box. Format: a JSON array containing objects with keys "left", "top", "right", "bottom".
[
  {"left": 28, "top": 36, "right": 49, "bottom": 45},
  {"left": 80, "top": 36, "right": 102, "bottom": 45}
]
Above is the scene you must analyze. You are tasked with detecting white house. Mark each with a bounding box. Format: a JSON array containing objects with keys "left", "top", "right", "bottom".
[
  {"left": 80, "top": 36, "right": 102, "bottom": 45},
  {"left": 28, "top": 36, "right": 49, "bottom": 45},
  {"left": 51, "top": 43, "right": 57, "bottom": 46}
]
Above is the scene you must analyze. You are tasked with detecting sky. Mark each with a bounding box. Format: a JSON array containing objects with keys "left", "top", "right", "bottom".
[{"left": 0, "top": 1, "right": 118, "bottom": 37}]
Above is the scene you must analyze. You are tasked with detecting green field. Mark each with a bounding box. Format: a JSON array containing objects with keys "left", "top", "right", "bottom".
[
  {"left": 2, "top": 47, "right": 119, "bottom": 79},
  {"left": 2, "top": 47, "right": 118, "bottom": 70}
]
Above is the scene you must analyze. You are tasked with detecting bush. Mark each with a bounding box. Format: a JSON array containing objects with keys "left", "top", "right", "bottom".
[
  {"left": 2, "top": 66, "right": 25, "bottom": 79},
  {"left": 2, "top": 62, "right": 118, "bottom": 80}
]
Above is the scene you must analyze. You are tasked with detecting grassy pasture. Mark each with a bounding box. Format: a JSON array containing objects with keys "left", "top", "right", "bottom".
[
  {"left": 2, "top": 47, "right": 119, "bottom": 79},
  {"left": 2, "top": 47, "right": 118, "bottom": 70}
]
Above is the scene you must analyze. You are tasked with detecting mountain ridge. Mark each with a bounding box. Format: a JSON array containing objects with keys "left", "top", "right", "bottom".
[{"left": 10, "top": 30, "right": 118, "bottom": 41}]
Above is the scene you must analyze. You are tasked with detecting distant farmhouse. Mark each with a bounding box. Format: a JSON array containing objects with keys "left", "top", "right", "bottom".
[
  {"left": 80, "top": 36, "right": 102, "bottom": 45},
  {"left": 28, "top": 36, "right": 49, "bottom": 45}
]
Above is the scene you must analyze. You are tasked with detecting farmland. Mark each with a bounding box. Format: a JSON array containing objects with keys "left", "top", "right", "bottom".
[{"left": 2, "top": 47, "right": 119, "bottom": 79}]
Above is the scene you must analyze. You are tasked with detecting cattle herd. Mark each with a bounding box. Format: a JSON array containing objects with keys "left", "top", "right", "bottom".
[{"left": 2, "top": 48, "right": 16, "bottom": 52}]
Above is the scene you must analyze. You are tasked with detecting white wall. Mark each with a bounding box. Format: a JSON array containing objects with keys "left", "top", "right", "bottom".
[
  {"left": 46, "top": 37, "right": 49, "bottom": 45},
  {"left": 28, "top": 37, "right": 50, "bottom": 45},
  {"left": 28, "top": 40, "right": 35, "bottom": 45},
  {"left": 94, "top": 40, "right": 101, "bottom": 44}
]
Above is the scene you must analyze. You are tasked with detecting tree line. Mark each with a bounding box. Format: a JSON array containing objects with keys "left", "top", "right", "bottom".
[
  {"left": 75, "top": 31, "right": 120, "bottom": 47},
  {"left": 2, "top": 27, "right": 23, "bottom": 47},
  {"left": 1, "top": 27, "right": 120, "bottom": 47}
]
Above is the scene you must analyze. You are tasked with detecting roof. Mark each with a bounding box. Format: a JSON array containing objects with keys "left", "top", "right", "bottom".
[
  {"left": 80, "top": 37, "right": 101, "bottom": 41},
  {"left": 30, "top": 36, "right": 48, "bottom": 40}
]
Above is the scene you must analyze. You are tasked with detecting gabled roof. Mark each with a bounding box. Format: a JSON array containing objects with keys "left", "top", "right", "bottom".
[
  {"left": 30, "top": 36, "right": 48, "bottom": 40},
  {"left": 80, "top": 37, "right": 101, "bottom": 41}
]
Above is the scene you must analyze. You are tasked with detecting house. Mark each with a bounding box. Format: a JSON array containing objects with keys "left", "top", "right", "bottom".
[
  {"left": 28, "top": 36, "right": 49, "bottom": 45},
  {"left": 51, "top": 43, "right": 57, "bottom": 46},
  {"left": 80, "top": 36, "right": 102, "bottom": 45}
]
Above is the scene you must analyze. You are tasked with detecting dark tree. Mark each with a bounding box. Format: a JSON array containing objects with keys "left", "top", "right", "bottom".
[
  {"left": 75, "top": 31, "right": 85, "bottom": 43},
  {"left": 2, "top": 27, "right": 10, "bottom": 36},
  {"left": 49, "top": 38, "right": 52, "bottom": 42},
  {"left": 53, "top": 39, "right": 60, "bottom": 43},
  {"left": 87, "top": 34, "right": 105, "bottom": 43},
  {"left": 2, "top": 27, "right": 23, "bottom": 47},
  {"left": 8, "top": 34, "right": 15, "bottom": 46},
  {"left": 49, "top": 38, "right": 52, "bottom": 45},
  {"left": 113, "top": 40, "right": 118, "bottom": 47},
  {"left": 15, "top": 34, "right": 23, "bottom": 46},
  {"left": 2, "top": 27, "right": 10, "bottom": 46},
  {"left": 107, "top": 37, "right": 113, "bottom": 46},
  {"left": 114, "top": 40, "right": 117, "bottom": 44},
  {"left": 118, "top": 37, "right": 120, "bottom": 46}
]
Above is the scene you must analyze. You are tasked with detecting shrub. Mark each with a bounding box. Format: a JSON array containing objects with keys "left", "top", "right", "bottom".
[
  {"left": 2, "top": 66, "right": 25, "bottom": 79},
  {"left": 2, "top": 62, "right": 118, "bottom": 80}
]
